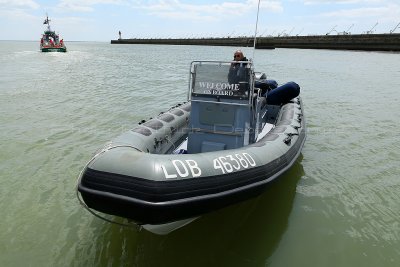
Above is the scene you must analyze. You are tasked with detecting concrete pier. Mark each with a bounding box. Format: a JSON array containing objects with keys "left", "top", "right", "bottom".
[
  {"left": 111, "top": 33, "right": 400, "bottom": 51},
  {"left": 111, "top": 37, "right": 255, "bottom": 47},
  {"left": 256, "top": 33, "right": 400, "bottom": 51}
]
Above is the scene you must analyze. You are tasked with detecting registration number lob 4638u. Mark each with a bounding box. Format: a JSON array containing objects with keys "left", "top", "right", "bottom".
[{"left": 161, "top": 153, "right": 256, "bottom": 179}]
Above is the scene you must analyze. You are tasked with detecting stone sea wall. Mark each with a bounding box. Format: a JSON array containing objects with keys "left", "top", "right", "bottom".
[
  {"left": 256, "top": 33, "right": 400, "bottom": 51},
  {"left": 111, "top": 33, "right": 400, "bottom": 51}
]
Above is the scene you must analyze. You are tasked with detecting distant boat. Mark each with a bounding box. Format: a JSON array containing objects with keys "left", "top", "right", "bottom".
[{"left": 40, "top": 15, "right": 66, "bottom": 53}]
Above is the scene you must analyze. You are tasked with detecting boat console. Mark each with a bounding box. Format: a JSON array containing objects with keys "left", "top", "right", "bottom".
[{"left": 187, "top": 61, "right": 267, "bottom": 154}]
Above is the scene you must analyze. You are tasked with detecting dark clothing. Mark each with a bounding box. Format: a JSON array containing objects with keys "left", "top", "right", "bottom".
[
  {"left": 228, "top": 56, "right": 300, "bottom": 105},
  {"left": 228, "top": 57, "right": 248, "bottom": 84},
  {"left": 254, "top": 79, "right": 278, "bottom": 95}
]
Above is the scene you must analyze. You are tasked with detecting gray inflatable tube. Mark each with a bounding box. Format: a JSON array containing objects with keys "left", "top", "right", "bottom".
[{"left": 78, "top": 98, "right": 306, "bottom": 225}]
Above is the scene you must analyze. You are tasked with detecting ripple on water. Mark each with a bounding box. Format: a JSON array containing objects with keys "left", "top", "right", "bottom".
[{"left": 2, "top": 42, "right": 400, "bottom": 266}]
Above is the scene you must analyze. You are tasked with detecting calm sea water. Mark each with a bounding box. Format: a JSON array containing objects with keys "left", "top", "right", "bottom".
[{"left": 1, "top": 41, "right": 399, "bottom": 267}]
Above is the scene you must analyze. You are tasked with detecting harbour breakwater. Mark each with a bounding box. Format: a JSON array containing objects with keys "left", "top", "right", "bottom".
[{"left": 111, "top": 33, "right": 400, "bottom": 51}]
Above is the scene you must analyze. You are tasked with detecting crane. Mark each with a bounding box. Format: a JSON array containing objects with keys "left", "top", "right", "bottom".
[
  {"left": 260, "top": 28, "right": 269, "bottom": 37},
  {"left": 277, "top": 30, "right": 286, "bottom": 37},
  {"left": 364, "top": 22, "right": 378, "bottom": 34},
  {"left": 287, "top": 27, "right": 295, "bottom": 36},
  {"left": 326, "top": 25, "right": 337, "bottom": 35},
  {"left": 390, "top": 22, "right": 400, "bottom": 34},
  {"left": 296, "top": 28, "right": 304, "bottom": 36},
  {"left": 345, "top": 24, "right": 354, "bottom": 34}
]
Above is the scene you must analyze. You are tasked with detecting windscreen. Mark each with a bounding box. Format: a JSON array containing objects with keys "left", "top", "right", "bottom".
[{"left": 191, "top": 62, "right": 250, "bottom": 99}]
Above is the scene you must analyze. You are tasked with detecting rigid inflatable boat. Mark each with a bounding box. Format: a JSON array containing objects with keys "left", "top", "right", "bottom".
[{"left": 77, "top": 60, "right": 306, "bottom": 234}]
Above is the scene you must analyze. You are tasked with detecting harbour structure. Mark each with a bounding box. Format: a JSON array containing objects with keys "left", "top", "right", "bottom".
[
  {"left": 111, "top": 33, "right": 400, "bottom": 51},
  {"left": 256, "top": 33, "right": 400, "bottom": 51}
]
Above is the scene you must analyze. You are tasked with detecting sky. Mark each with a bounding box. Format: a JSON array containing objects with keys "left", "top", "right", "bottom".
[{"left": 0, "top": 0, "right": 399, "bottom": 41}]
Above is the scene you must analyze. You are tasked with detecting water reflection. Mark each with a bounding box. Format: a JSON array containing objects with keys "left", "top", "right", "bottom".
[{"left": 71, "top": 156, "right": 304, "bottom": 267}]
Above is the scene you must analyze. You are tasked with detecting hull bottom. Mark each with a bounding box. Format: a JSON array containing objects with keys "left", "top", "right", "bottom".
[
  {"left": 41, "top": 47, "right": 67, "bottom": 52},
  {"left": 141, "top": 217, "right": 198, "bottom": 235}
]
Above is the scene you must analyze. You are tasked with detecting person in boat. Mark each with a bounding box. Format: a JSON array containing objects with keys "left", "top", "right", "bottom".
[
  {"left": 229, "top": 50, "right": 300, "bottom": 105},
  {"left": 228, "top": 50, "right": 249, "bottom": 84},
  {"left": 233, "top": 50, "right": 246, "bottom": 62}
]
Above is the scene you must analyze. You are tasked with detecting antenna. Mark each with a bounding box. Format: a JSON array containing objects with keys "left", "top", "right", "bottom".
[
  {"left": 252, "top": 0, "right": 261, "bottom": 60},
  {"left": 43, "top": 13, "right": 51, "bottom": 32}
]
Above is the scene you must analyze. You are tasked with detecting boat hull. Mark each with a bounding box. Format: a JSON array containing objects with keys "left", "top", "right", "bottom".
[
  {"left": 41, "top": 47, "right": 67, "bottom": 53},
  {"left": 77, "top": 98, "right": 306, "bottom": 225}
]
